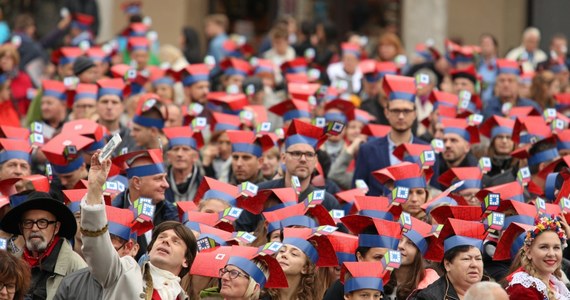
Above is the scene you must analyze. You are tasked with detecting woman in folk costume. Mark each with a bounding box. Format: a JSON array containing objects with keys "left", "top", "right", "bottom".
[{"left": 505, "top": 216, "right": 570, "bottom": 300}]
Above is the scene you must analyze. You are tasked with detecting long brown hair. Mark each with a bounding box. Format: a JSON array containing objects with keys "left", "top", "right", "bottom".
[
  {"left": 383, "top": 245, "right": 426, "bottom": 300},
  {"left": 0, "top": 250, "right": 31, "bottom": 300}
]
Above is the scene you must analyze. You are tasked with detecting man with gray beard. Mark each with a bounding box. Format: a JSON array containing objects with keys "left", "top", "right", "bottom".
[{"left": 0, "top": 192, "right": 86, "bottom": 299}]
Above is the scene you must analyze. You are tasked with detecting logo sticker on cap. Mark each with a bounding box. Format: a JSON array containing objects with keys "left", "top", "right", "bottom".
[
  {"left": 420, "top": 150, "right": 436, "bottom": 168},
  {"left": 431, "top": 139, "right": 444, "bottom": 153},
  {"left": 308, "top": 69, "right": 321, "bottom": 81},
  {"left": 239, "top": 110, "right": 254, "bottom": 122},
  {"left": 544, "top": 108, "right": 557, "bottom": 123},
  {"left": 535, "top": 197, "right": 547, "bottom": 216},
  {"left": 501, "top": 102, "right": 513, "bottom": 116},
  {"left": 415, "top": 73, "right": 430, "bottom": 88},
  {"left": 292, "top": 176, "right": 302, "bottom": 194},
  {"left": 0, "top": 238, "right": 6, "bottom": 250},
  {"left": 382, "top": 250, "right": 402, "bottom": 271},
  {"left": 197, "top": 237, "right": 217, "bottom": 252},
  {"left": 239, "top": 182, "right": 258, "bottom": 197},
  {"left": 204, "top": 55, "right": 216, "bottom": 67},
  {"left": 226, "top": 84, "right": 240, "bottom": 95},
  {"left": 391, "top": 186, "right": 409, "bottom": 206},
  {"left": 482, "top": 193, "right": 500, "bottom": 214},
  {"left": 478, "top": 157, "right": 492, "bottom": 174},
  {"left": 215, "top": 253, "right": 226, "bottom": 260},
  {"left": 141, "top": 98, "right": 157, "bottom": 112},
  {"left": 327, "top": 121, "right": 345, "bottom": 136},
  {"left": 355, "top": 179, "right": 369, "bottom": 194},
  {"left": 312, "top": 117, "right": 326, "bottom": 128},
  {"left": 256, "top": 122, "right": 272, "bottom": 134},
  {"left": 261, "top": 241, "right": 283, "bottom": 255},
  {"left": 399, "top": 212, "right": 413, "bottom": 231},
  {"left": 517, "top": 167, "right": 531, "bottom": 186},
  {"left": 305, "top": 48, "right": 316, "bottom": 60},
  {"left": 468, "top": 114, "right": 483, "bottom": 126},
  {"left": 191, "top": 117, "right": 208, "bottom": 131},
  {"left": 484, "top": 212, "right": 505, "bottom": 234},
  {"left": 246, "top": 84, "right": 255, "bottom": 96},
  {"left": 560, "top": 197, "right": 570, "bottom": 214}
]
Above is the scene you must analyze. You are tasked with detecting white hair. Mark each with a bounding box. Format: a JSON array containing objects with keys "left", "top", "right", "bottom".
[
  {"left": 464, "top": 282, "right": 506, "bottom": 300},
  {"left": 523, "top": 27, "right": 541, "bottom": 40}
]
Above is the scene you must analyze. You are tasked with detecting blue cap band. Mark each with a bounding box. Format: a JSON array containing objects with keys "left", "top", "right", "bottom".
[
  {"left": 59, "top": 57, "right": 76, "bottom": 66},
  {"left": 451, "top": 179, "right": 481, "bottom": 191},
  {"left": 324, "top": 112, "right": 347, "bottom": 123},
  {"left": 359, "top": 210, "right": 394, "bottom": 221},
  {"left": 283, "top": 110, "right": 311, "bottom": 122},
  {"left": 214, "top": 123, "right": 240, "bottom": 132},
  {"left": 75, "top": 92, "right": 97, "bottom": 102},
  {"left": 510, "top": 232, "right": 527, "bottom": 259},
  {"left": 227, "top": 256, "right": 267, "bottom": 288},
  {"left": 285, "top": 134, "right": 318, "bottom": 149},
  {"left": 133, "top": 115, "right": 165, "bottom": 129},
  {"left": 109, "top": 221, "right": 132, "bottom": 241},
  {"left": 43, "top": 89, "right": 66, "bottom": 101},
  {"left": 425, "top": 196, "right": 458, "bottom": 215},
  {"left": 404, "top": 229, "right": 428, "bottom": 255},
  {"left": 98, "top": 88, "right": 123, "bottom": 99},
  {"left": 9, "top": 194, "right": 27, "bottom": 207},
  {"left": 255, "top": 66, "right": 273, "bottom": 74},
  {"left": 388, "top": 91, "right": 415, "bottom": 102},
  {"left": 285, "top": 66, "right": 307, "bottom": 74},
  {"left": 282, "top": 237, "right": 319, "bottom": 264},
  {"left": 498, "top": 67, "right": 521, "bottom": 76},
  {"left": 67, "top": 201, "right": 81, "bottom": 214},
  {"left": 130, "top": 45, "right": 148, "bottom": 52},
  {"left": 394, "top": 177, "right": 426, "bottom": 189},
  {"left": 491, "top": 126, "right": 512, "bottom": 139},
  {"left": 358, "top": 234, "right": 399, "bottom": 249},
  {"left": 443, "top": 235, "right": 483, "bottom": 253},
  {"left": 504, "top": 215, "right": 535, "bottom": 228},
  {"left": 336, "top": 252, "right": 356, "bottom": 265},
  {"left": 280, "top": 216, "right": 316, "bottom": 230},
  {"left": 199, "top": 233, "right": 227, "bottom": 246},
  {"left": 182, "top": 74, "right": 209, "bottom": 86},
  {"left": 52, "top": 156, "right": 85, "bottom": 174},
  {"left": 232, "top": 143, "right": 262, "bottom": 157},
  {"left": 152, "top": 77, "right": 174, "bottom": 86},
  {"left": 344, "top": 277, "right": 383, "bottom": 294},
  {"left": 126, "top": 163, "right": 165, "bottom": 179},
  {"left": 203, "top": 190, "right": 236, "bottom": 205},
  {"left": 528, "top": 148, "right": 559, "bottom": 167},
  {"left": 558, "top": 141, "right": 570, "bottom": 150},
  {"left": 444, "top": 127, "right": 471, "bottom": 142},
  {"left": 545, "top": 173, "right": 562, "bottom": 201},
  {"left": 169, "top": 137, "right": 198, "bottom": 150},
  {"left": 87, "top": 138, "right": 105, "bottom": 152},
  {"left": 0, "top": 151, "right": 30, "bottom": 164},
  {"left": 224, "top": 68, "right": 248, "bottom": 77}
]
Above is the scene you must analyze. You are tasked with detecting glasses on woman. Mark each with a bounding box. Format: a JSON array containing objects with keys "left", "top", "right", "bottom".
[
  {"left": 219, "top": 267, "right": 250, "bottom": 280},
  {"left": 20, "top": 219, "right": 57, "bottom": 229},
  {"left": 0, "top": 282, "right": 16, "bottom": 294}
]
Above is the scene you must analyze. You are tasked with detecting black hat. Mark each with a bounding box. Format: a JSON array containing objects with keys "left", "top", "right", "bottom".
[
  {"left": 73, "top": 56, "right": 95, "bottom": 76},
  {"left": 0, "top": 192, "right": 77, "bottom": 240}
]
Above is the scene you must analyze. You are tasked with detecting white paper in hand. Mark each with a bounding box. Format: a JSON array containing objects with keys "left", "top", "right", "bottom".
[{"left": 99, "top": 133, "right": 122, "bottom": 163}]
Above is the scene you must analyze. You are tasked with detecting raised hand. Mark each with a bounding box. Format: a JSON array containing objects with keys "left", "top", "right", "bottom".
[{"left": 86, "top": 150, "right": 112, "bottom": 204}]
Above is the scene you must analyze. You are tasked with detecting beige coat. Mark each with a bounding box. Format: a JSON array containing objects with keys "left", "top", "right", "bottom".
[
  {"left": 46, "top": 240, "right": 87, "bottom": 300},
  {"left": 80, "top": 202, "right": 187, "bottom": 300}
]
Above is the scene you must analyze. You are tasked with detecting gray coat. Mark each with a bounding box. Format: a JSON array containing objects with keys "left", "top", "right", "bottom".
[{"left": 52, "top": 268, "right": 102, "bottom": 300}]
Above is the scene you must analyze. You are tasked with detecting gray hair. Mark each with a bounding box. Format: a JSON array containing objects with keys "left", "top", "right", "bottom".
[
  {"left": 464, "top": 282, "right": 507, "bottom": 300},
  {"left": 523, "top": 27, "right": 541, "bottom": 40}
]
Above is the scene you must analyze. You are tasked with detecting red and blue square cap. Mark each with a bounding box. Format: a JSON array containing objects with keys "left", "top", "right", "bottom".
[
  {"left": 349, "top": 195, "right": 401, "bottom": 221},
  {"left": 495, "top": 199, "right": 536, "bottom": 227},
  {"left": 105, "top": 205, "right": 137, "bottom": 240},
  {"left": 429, "top": 90, "right": 458, "bottom": 109},
  {"left": 441, "top": 118, "right": 480, "bottom": 144},
  {"left": 225, "top": 244, "right": 289, "bottom": 288},
  {"left": 284, "top": 72, "right": 309, "bottom": 84},
  {"left": 61, "top": 119, "right": 107, "bottom": 152},
  {"left": 226, "top": 130, "right": 274, "bottom": 158},
  {"left": 341, "top": 262, "right": 391, "bottom": 294},
  {"left": 400, "top": 214, "right": 434, "bottom": 256},
  {"left": 110, "top": 64, "right": 149, "bottom": 87},
  {"left": 476, "top": 181, "right": 525, "bottom": 205},
  {"left": 269, "top": 99, "right": 311, "bottom": 123},
  {"left": 510, "top": 137, "right": 559, "bottom": 169},
  {"left": 420, "top": 185, "right": 459, "bottom": 215},
  {"left": 555, "top": 93, "right": 570, "bottom": 110},
  {"left": 163, "top": 126, "right": 204, "bottom": 151},
  {"left": 360, "top": 60, "right": 398, "bottom": 82},
  {"left": 86, "top": 47, "right": 111, "bottom": 63},
  {"left": 122, "top": 22, "right": 148, "bottom": 37},
  {"left": 349, "top": 108, "right": 375, "bottom": 124},
  {"left": 179, "top": 64, "right": 210, "bottom": 87},
  {"left": 0, "top": 126, "right": 30, "bottom": 140},
  {"left": 284, "top": 119, "right": 327, "bottom": 150},
  {"left": 280, "top": 57, "right": 308, "bottom": 74},
  {"left": 335, "top": 188, "right": 366, "bottom": 206},
  {"left": 207, "top": 92, "right": 248, "bottom": 112},
  {"left": 287, "top": 82, "right": 321, "bottom": 101},
  {"left": 148, "top": 68, "right": 175, "bottom": 87},
  {"left": 479, "top": 115, "right": 515, "bottom": 139},
  {"left": 512, "top": 116, "right": 551, "bottom": 145},
  {"left": 360, "top": 124, "right": 391, "bottom": 138},
  {"left": 382, "top": 74, "right": 416, "bottom": 102},
  {"left": 392, "top": 143, "right": 433, "bottom": 164},
  {"left": 520, "top": 70, "right": 536, "bottom": 84},
  {"left": 450, "top": 65, "right": 479, "bottom": 84},
  {"left": 493, "top": 222, "right": 533, "bottom": 261},
  {"left": 341, "top": 42, "right": 361, "bottom": 58},
  {"left": 192, "top": 176, "right": 239, "bottom": 206},
  {"left": 53, "top": 47, "right": 84, "bottom": 65},
  {"left": 262, "top": 201, "right": 335, "bottom": 233},
  {"left": 373, "top": 161, "right": 431, "bottom": 189},
  {"left": 429, "top": 205, "right": 482, "bottom": 225},
  {"left": 133, "top": 94, "right": 166, "bottom": 129},
  {"left": 0, "top": 138, "right": 31, "bottom": 165},
  {"left": 329, "top": 231, "right": 359, "bottom": 265},
  {"left": 252, "top": 58, "right": 275, "bottom": 75},
  {"left": 41, "top": 80, "right": 67, "bottom": 101},
  {"left": 180, "top": 209, "right": 237, "bottom": 233},
  {"left": 121, "top": 0, "right": 142, "bottom": 15},
  {"left": 496, "top": 59, "right": 522, "bottom": 76},
  {"left": 71, "top": 13, "right": 94, "bottom": 31},
  {"left": 62, "top": 189, "right": 87, "bottom": 214},
  {"left": 41, "top": 132, "right": 93, "bottom": 174},
  {"left": 507, "top": 106, "right": 541, "bottom": 119},
  {"left": 340, "top": 214, "right": 402, "bottom": 250},
  {"left": 282, "top": 227, "right": 338, "bottom": 267},
  {"left": 438, "top": 167, "right": 483, "bottom": 191},
  {"left": 425, "top": 218, "right": 486, "bottom": 262},
  {"left": 210, "top": 112, "right": 242, "bottom": 132},
  {"left": 67, "top": 83, "right": 98, "bottom": 108},
  {"left": 220, "top": 57, "right": 251, "bottom": 77},
  {"left": 238, "top": 188, "right": 297, "bottom": 214},
  {"left": 175, "top": 200, "right": 197, "bottom": 218},
  {"left": 127, "top": 37, "right": 150, "bottom": 52},
  {"left": 112, "top": 149, "right": 165, "bottom": 179},
  {"left": 96, "top": 78, "right": 128, "bottom": 100},
  {"left": 324, "top": 99, "right": 355, "bottom": 124}
]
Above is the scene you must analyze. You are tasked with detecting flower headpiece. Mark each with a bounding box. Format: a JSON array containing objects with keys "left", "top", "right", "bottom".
[{"left": 524, "top": 215, "right": 567, "bottom": 247}]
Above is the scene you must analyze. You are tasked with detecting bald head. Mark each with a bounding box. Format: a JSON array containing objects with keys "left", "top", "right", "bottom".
[{"left": 464, "top": 282, "right": 508, "bottom": 300}]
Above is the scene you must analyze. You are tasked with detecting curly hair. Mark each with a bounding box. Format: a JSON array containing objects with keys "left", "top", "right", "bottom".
[{"left": 265, "top": 246, "right": 320, "bottom": 300}]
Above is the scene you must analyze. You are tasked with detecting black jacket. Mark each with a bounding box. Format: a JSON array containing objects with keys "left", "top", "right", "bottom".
[{"left": 410, "top": 275, "right": 459, "bottom": 300}]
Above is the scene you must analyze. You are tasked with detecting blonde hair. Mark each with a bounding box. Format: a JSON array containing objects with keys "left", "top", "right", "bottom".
[
  {"left": 520, "top": 233, "right": 562, "bottom": 300},
  {"left": 242, "top": 259, "right": 269, "bottom": 300},
  {"left": 0, "top": 44, "right": 20, "bottom": 66}
]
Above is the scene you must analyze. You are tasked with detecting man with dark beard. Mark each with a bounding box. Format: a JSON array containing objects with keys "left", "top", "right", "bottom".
[
  {"left": 353, "top": 75, "right": 427, "bottom": 196},
  {"left": 0, "top": 192, "right": 86, "bottom": 299}
]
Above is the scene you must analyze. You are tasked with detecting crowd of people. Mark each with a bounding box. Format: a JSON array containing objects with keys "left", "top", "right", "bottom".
[{"left": 2, "top": 1, "right": 570, "bottom": 299}]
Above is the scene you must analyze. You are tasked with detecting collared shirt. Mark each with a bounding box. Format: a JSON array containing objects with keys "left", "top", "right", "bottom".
[{"left": 387, "top": 133, "right": 413, "bottom": 166}]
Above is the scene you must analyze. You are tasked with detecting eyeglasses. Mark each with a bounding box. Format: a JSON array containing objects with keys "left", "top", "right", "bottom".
[
  {"left": 20, "top": 219, "right": 57, "bottom": 230},
  {"left": 387, "top": 108, "right": 415, "bottom": 116},
  {"left": 286, "top": 151, "right": 317, "bottom": 160},
  {"left": 0, "top": 282, "right": 16, "bottom": 293},
  {"left": 219, "top": 267, "right": 250, "bottom": 280}
]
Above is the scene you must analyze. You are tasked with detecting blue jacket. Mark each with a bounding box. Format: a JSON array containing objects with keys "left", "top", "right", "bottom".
[
  {"left": 482, "top": 96, "right": 542, "bottom": 120},
  {"left": 352, "top": 136, "right": 427, "bottom": 196}
]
